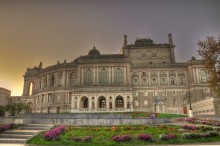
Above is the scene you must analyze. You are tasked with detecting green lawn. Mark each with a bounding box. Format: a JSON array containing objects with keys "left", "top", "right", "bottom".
[{"left": 27, "top": 125, "right": 220, "bottom": 145}]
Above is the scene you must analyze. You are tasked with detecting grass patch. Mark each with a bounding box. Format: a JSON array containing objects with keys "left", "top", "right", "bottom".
[{"left": 27, "top": 125, "right": 220, "bottom": 145}]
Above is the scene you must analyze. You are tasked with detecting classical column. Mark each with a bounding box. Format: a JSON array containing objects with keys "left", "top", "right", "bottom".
[
  {"left": 94, "top": 96, "right": 98, "bottom": 109},
  {"left": 81, "top": 68, "right": 84, "bottom": 85},
  {"left": 106, "top": 95, "right": 109, "bottom": 109},
  {"left": 157, "top": 71, "right": 160, "bottom": 86},
  {"left": 64, "top": 71, "right": 67, "bottom": 87},
  {"left": 77, "top": 96, "right": 80, "bottom": 109},
  {"left": 196, "top": 68, "right": 199, "bottom": 84},
  {"left": 139, "top": 71, "right": 141, "bottom": 86},
  {"left": 88, "top": 96, "right": 92, "bottom": 111},
  {"left": 47, "top": 74, "right": 49, "bottom": 88},
  {"left": 112, "top": 67, "right": 114, "bottom": 84},
  {"left": 93, "top": 67, "right": 96, "bottom": 85},
  {"left": 184, "top": 70, "right": 188, "bottom": 85},
  {"left": 96, "top": 67, "right": 99, "bottom": 85},
  {"left": 193, "top": 68, "right": 197, "bottom": 84},
  {"left": 112, "top": 95, "right": 115, "bottom": 109},
  {"left": 124, "top": 96, "right": 127, "bottom": 109},
  {"left": 167, "top": 71, "right": 170, "bottom": 86},
  {"left": 71, "top": 95, "right": 74, "bottom": 112},
  {"left": 175, "top": 71, "right": 179, "bottom": 85},
  {"left": 148, "top": 72, "right": 151, "bottom": 86},
  {"left": 123, "top": 66, "right": 126, "bottom": 84},
  {"left": 108, "top": 67, "right": 111, "bottom": 84}
]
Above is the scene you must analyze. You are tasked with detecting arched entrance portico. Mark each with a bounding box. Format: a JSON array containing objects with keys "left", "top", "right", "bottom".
[
  {"left": 98, "top": 96, "right": 106, "bottom": 108},
  {"left": 80, "top": 96, "right": 89, "bottom": 108},
  {"left": 115, "top": 96, "right": 124, "bottom": 108},
  {"left": 27, "top": 102, "right": 33, "bottom": 113}
]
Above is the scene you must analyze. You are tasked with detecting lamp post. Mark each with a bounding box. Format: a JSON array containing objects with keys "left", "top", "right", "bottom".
[{"left": 186, "top": 91, "right": 193, "bottom": 117}]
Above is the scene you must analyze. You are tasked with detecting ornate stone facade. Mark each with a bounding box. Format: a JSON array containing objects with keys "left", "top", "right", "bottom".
[{"left": 22, "top": 34, "right": 219, "bottom": 114}]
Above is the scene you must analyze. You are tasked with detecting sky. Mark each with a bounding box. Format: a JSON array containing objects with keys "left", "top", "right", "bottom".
[{"left": 0, "top": 0, "right": 219, "bottom": 96}]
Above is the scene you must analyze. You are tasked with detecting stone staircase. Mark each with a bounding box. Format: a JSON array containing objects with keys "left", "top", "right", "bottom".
[{"left": 0, "top": 124, "right": 53, "bottom": 144}]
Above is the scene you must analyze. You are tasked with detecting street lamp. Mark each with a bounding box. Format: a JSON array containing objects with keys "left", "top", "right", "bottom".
[{"left": 185, "top": 91, "right": 193, "bottom": 117}]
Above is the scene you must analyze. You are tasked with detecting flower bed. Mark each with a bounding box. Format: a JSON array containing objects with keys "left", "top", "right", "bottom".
[
  {"left": 159, "top": 134, "right": 176, "bottom": 141},
  {"left": 176, "top": 117, "right": 220, "bottom": 127},
  {"left": 112, "top": 135, "right": 132, "bottom": 142},
  {"left": 0, "top": 123, "right": 14, "bottom": 132},
  {"left": 44, "top": 125, "right": 65, "bottom": 140},
  {"left": 28, "top": 125, "right": 220, "bottom": 145},
  {"left": 182, "top": 131, "right": 219, "bottom": 139},
  {"left": 138, "top": 134, "right": 153, "bottom": 141},
  {"left": 182, "top": 125, "right": 197, "bottom": 130}
]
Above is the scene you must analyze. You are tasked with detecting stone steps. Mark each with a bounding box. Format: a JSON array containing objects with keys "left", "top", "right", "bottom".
[
  {"left": 19, "top": 126, "right": 49, "bottom": 130},
  {"left": 0, "top": 124, "right": 53, "bottom": 144},
  {"left": 4, "top": 130, "right": 40, "bottom": 135},
  {"left": 0, "top": 138, "right": 26, "bottom": 144},
  {"left": 0, "top": 134, "right": 33, "bottom": 139}
]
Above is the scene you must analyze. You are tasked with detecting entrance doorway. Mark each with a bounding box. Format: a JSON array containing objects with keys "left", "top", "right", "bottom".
[
  {"left": 57, "top": 107, "right": 60, "bottom": 113},
  {"left": 183, "top": 107, "right": 187, "bottom": 114}
]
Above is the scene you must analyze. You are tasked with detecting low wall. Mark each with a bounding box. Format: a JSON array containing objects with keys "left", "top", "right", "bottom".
[
  {"left": 0, "top": 113, "right": 172, "bottom": 126},
  {"left": 18, "top": 113, "right": 132, "bottom": 119}
]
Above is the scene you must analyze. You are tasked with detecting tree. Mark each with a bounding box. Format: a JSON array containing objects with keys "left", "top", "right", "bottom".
[
  {"left": 16, "top": 102, "right": 28, "bottom": 114},
  {"left": 7, "top": 102, "right": 28, "bottom": 116},
  {"left": 7, "top": 103, "right": 17, "bottom": 116},
  {"left": 197, "top": 35, "right": 220, "bottom": 96},
  {"left": 0, "top": 105, "right": 6, "bottom": 116}
]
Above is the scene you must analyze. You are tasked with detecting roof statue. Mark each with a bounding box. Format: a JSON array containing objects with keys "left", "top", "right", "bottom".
[{"left": 168, "top": 33, "right": 173, "bottom": 46}]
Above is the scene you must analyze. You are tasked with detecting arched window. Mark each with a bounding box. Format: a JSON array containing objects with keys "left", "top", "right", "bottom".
[
  {"left": 144, "top": 100, "right": 148, "bottom": 108},
  {"left": 29, "top": 82, "right": 33, "bottom": 96},
  {"left": 99, "top": 68, "right": 108, "bottom": 84},
  {"left": 134, "top": 100, "right": 139, "bottom": 107},
  {"left": 84, "top": 69, "right": 93, "bottom": 84},
  {"left": 84, "top": 99, "right": 88, "bottom": 108},
  {"left": 69, "top": 71, "right": 77, "bottom": 86},
  {"left": 50, "top": 74, "right": 55, "bottom": 86},
  {"left": 100, "top": 98, "right": 106, "bottom": 108},
  {"left": 43, "top": 76, "right": 47, "bottom": 87},
  {"left": 199, "top": 70, "right": 207, "bottom": 83},
  {"left": 114, "top": 68, "right": 123, "bottom": 83},
  {"left": 115, "top": 96, "right": 124, "bottom": 108}
]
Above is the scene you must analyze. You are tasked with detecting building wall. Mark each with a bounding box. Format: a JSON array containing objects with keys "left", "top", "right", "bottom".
[
  {"left": 0, "top": 87, "right": 11, "bottom": 106},
  {"left": 20, "top": 34, "right": 218, "bottom": 114}
]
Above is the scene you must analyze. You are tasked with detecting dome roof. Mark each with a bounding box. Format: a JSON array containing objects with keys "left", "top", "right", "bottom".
[{"left": 88, "top": 46, "right": 100, "bottom": 56}]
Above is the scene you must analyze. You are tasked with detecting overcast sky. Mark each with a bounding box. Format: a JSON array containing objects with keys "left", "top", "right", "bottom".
[{"left": 0, "top": 0, "right": 219, "bottom": 96}]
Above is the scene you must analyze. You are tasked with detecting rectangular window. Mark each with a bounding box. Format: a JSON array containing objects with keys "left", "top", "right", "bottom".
[
  {"left": 170, "top": 78, "right": 175, "bottom": 85},
  {"left": 142, "top": 53, "right": 146, "bottom": 58},
  {"left": 181, "top": 91, "right": 186, "bottom": 95},
  {"left": 144, "top": 91, "right": 148, "bottom": 96},
  {"left": 161, "top": 78, "right": 167, "bottom": 85},
  {"left": 152, "top": 52, "right": 157, "bottom": 57},
  {"left": 163, "top": 91, "right": 167, "bottom": 96},
  {"left": 133, "top": 79, "right": 139, "bottom": 86},
  {"left": 179, "top": 78, "right": 185, "bottom": 85},
  {"left": 172, "top": 91, "right": 176, "bottom": 96},
  {"left": 142, "top": 79, "right": 148, "bottom": 86},
  {"left": 152, "top": 78, "right": 157, "bottom": 85},
  {"left": 134, "top": 92, "right": 139, "bottom": 97},
  {"left": 153, "top": 91, "right": 157, "bottom": 96}
]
